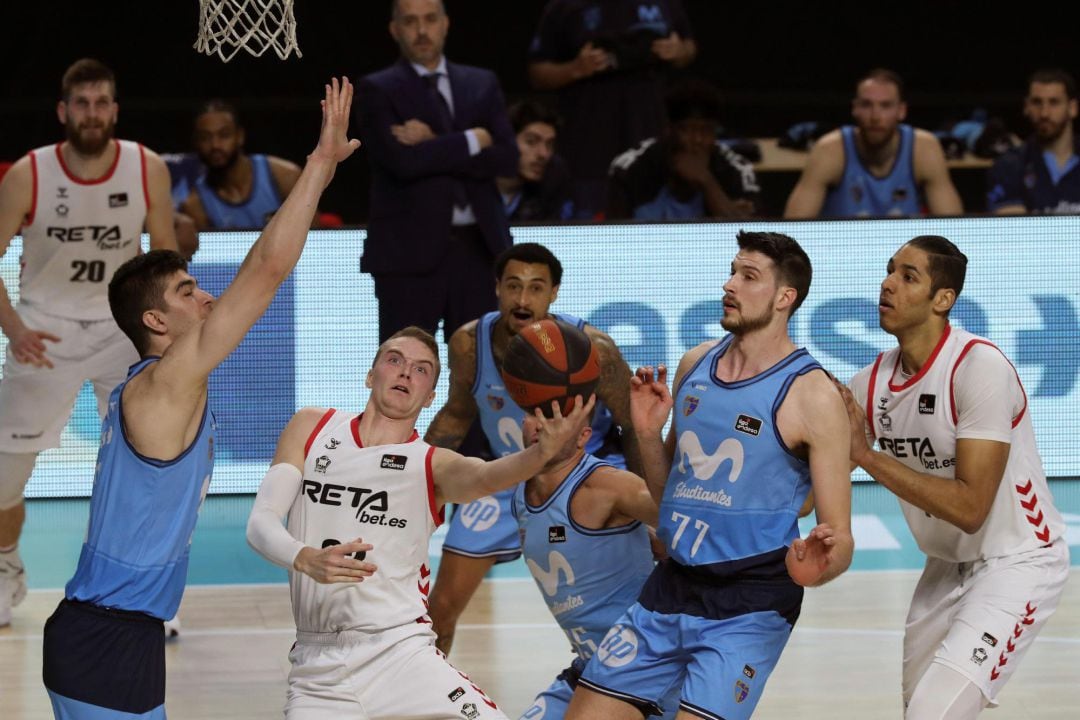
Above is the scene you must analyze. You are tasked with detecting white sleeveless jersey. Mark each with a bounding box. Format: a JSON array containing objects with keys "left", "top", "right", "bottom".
[
  {"left": 20, "top": 140, "right": 148, "bottom": 320},
  {"left": 288, "top": 410, "right": 444, "bottom": 633},
  {"left": 851, "top": 326, "right": 1063, "bottom": 562}
]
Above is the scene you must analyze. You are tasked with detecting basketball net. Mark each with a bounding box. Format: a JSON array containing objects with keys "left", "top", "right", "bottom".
[{"left": 194, "top": 0, "right": 302, "bottom": 62}]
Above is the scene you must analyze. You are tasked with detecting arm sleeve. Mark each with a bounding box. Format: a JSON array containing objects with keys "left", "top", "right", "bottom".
[
  {"left": 246, "top": 463, "right": 307, "bottom": 570},
  {"left": 954, "top": 344, "right": 1022, "bottom": 443}
]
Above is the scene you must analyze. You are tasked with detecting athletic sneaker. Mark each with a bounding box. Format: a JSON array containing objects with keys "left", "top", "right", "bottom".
[{"left": 0, "top": 556, "right": 27, "bottom": 627}]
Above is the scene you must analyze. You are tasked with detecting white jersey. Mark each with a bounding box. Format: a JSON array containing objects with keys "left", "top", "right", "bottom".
[
  {"left": 19, "top": 140, "right": 148, "bottom": 320},
  {"left": 850, "top": 325, "right": 1063, "bottom": 562},
  {"left": 287, "top": 410, "right": 443, "bottom": 633}
]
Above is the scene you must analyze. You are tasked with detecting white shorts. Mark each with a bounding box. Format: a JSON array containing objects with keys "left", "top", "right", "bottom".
[
  {"left": 0, "top": 304, "right": 137, "bottom": 453},
  {"left": 903, "top": 539, "right": 1070, "bottom": 706},
  {"left": 286, "top": 622, "right": 509, "bottom": 720}
]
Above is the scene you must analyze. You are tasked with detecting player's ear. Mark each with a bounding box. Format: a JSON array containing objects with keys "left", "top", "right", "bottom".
[
  {"left": 577, "top": 425, "right": 592, "bottom": 450},
  {"left": 423, "top": 388, "right": 436, "bottom": 409},
  {"left": 56, "top": 100, "right": 68, "bottom": 126},
  {"left": 932, "top": 287, "right": 956, "bottom": 316},
  {"left": 898, "top": 101, "right": 908, "bottom": 122},
  {"left": 549, "top": 283, "right": 560, "bottom": 304},
  {"left": 365, "top": 369, "right": 373, "bottom": 389},
  {"left": 142, "top": 309, "right": 166, "bottom": 334}
]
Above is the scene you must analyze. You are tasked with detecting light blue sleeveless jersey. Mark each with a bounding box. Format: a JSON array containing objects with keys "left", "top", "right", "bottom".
[
  {"left": 659, "top": 337, "right": 821, "bottom": 568},
  {"left": 513, "top": 454, "right": 654, "bottom": 663},
  {"left": 65, "top": 357, "right": 216, "bottom": 619},
  {"left": 471, "top": 311, "right": 619, "bottom": 463},
  {"left": 194, "top": 153, "right": 283, "bottom": 229},
  {"left": 821, "top": 124, "right": 921, "bottom": 217}
]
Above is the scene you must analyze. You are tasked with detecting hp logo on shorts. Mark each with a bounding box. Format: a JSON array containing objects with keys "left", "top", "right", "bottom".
[
  {"left": 460, "top": 496, "right": 500, "bottom": 532},
  {"left": 597, "top": 624, "right": 639, "bottom": 668}
]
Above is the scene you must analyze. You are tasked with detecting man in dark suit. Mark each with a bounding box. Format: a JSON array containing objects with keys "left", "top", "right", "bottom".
[{"left": 358, "top": 0, "right": 519, "bottom": 343}]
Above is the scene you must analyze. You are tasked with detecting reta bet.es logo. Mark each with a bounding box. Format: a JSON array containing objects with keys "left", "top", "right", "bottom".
[
  {"left": 302, "top": 479, "right": 408, "bottom": 528},
  {"left": 877, "top": 436, "right": 955, "bottom": 470}
]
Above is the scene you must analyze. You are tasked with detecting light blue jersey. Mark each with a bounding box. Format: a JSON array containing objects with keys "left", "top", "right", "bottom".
[
  {"left": 65, "top": 357, "right": 215, "bottom": 619},
  {"left": 821, "top": 124, "right": 922, "bottom": 218},
  {"left": 658, "top": 337, "right": 821, "bottom": 570},
  {"left": 513, "top": 454, "right": 653, "bottom": 662},
  {"left": 194, "top": 153, "right": 283, "bottom": 229}
]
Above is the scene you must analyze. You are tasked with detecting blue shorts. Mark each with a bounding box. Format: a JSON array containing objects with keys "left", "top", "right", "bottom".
[
  {"left": 521, "top": 658, "right": 680, "bottom": 720},
  {"left": 578, "top": 603, "right": 793, "bottom": 720},
  {"left": 442, "top": 488, "right": 521, "bottom": 562},
  {"left": 43, "top": 599, "right": 167, "bottom": 718}
]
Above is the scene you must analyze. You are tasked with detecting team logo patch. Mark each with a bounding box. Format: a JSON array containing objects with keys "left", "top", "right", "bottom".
[
  {"left": 325, "top": 438, "right": 340, "bottom": 450},
  {"left": 487, "top": 395, "right": 504, "bottom": 411},
  {"left": 743, "top": 664, "right": 756, "bottom": 679},
  {"left": 55, "top": 204, "right": 69, "bottom": 217},
  {"left": 918, "top": 394, "right": 936, "bottom": 415},
  {"left": 448, "top": 687, "right": 465, "bottom": 702},
  {"left": 108, "top": 192, "right": 129, "bottom": 208},
  {"left": 734, "top": 414, "right": 762, "bottom": 436},
  {"left": 314, "top": 455, "right": 331, "bottom": 473},
  {"left": 380, "top": 454, "right": 407, "bottom": 470},
  {"left": 879, "top": 413, "right": 892, "bottom": 432},
  {"left": 548, "top": 526, "right": 566, "bottom": 543},
  {"left": 982, "top": 632, "right": 998, "bottom": 647},
  {"left": 971, "top": 647, "right": 988, "bottom": 666},
  {"left": 57, "top": 186, "right": 68, "bottom": 199},
  {"left": 683, "top": 395, "right": 700, "bottom": 416},
  {"left": 734, "top": 679, "right": 751, "bottom": 704},
  {"left": 461, "top": 702, "right": 480, "bottom": 720},
  {"left": 892, "top": 187, "right": 909, "bottom": 202}
]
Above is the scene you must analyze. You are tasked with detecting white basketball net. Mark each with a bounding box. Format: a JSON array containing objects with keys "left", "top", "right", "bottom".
[{"left": 194, "top": 0, "right": 302, "bottom": 62}]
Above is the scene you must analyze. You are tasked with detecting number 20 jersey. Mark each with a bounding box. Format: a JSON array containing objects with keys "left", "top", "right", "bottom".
[
  {"left": 659, "top": 338, "right": 822, "bottom": 569},
  {"left": 19, "top": 140, "right": 148, "bottom": 320}
]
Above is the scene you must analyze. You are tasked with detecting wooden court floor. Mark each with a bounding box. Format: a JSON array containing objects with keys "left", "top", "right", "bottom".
[{"left": 2, "top": 570, "right": 1076, "bottom": 719}]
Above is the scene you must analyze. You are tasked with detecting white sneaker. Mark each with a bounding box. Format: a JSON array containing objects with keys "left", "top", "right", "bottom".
[
  {"left": 0, "top": 560, "right": 26, "bottom": 628},
  {"left": 164, "top": 615, "right": 181, "bottom": 638}
]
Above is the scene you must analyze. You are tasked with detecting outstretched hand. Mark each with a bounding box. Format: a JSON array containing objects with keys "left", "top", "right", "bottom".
[
  {"left": 534, "top": 394, "right": 596, "bottom": 463},
  {"left": 293, "top": 537, "right": 377, "bottom": 584},
  {"left": 630, "top": 365, "right": 673, "bottom": 436},
  {"left": 311, "top": 77, "right": 361, "bottom": 167},
  {"left": 785, "top": 523, "right": 836, "bottom": 587}
]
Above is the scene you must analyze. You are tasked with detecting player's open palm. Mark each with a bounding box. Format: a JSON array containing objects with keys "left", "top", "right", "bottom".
[
  {"left": 630, "top": 365, "right": 673, "bottom": 436},
  {"left": 312, "top": 77, "right": 361, "bottom": 167},
  {"left": 9, "top": 325, "right": 61, "bottom": 369},
  {"left": 294, "top": 537, "right": 377, "bottom": 584},
  {"left": 786, "top": 523, "right": 836, "bottom": 587}
]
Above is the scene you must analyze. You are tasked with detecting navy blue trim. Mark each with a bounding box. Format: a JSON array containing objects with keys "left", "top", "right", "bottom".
[
  {"left": 566, "top": 468, "right": 642, "bottom": 536},
  {"left": 118, "top": 359, "right": 211, "bottom": 468},
  {"left": 524, "top": 453, "right": 590, "bottom": 514},
  {"left": 850, "top": 123, "right": 908, "bottom": 181},
  {"left": 770, "top": 363, "right": 823, "bottom": 461},
  {"left": 680, "top": 699, "right": 725, "bottom": 720},
  {"left": 710, "top": 345, "right": 811, "bottom": 389},
  {"left": 576, "top": 677, "right": 663, "bottom": 718},
  {"left": 674, "top": 338, "right": 728, "bottom": 398}
]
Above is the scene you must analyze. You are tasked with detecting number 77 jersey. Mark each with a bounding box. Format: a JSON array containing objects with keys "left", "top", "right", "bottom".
[
  {"left": 659, "top": 337, "right": 822, "bottom": 568},
  {"left": 19, "top": 140, "right": 149, "bottom": 321}
]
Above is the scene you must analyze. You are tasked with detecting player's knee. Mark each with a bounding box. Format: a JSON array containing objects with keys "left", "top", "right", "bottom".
[
  {"left": 905, "top": 663, "right": 986, "bottom": 720},
  {"left": 0, "top": 452, "right": 38, "bottom": 510}
]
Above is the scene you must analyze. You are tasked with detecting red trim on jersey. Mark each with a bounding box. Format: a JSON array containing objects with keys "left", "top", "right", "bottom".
[
  {"left": 55, "top": 140, "right": 121, "bottom": 185},
  {"left": 888, "top": 324, "right": 952, "bottom": 392},
  {"left": 138, "top": 144, "right": 150, "bottom": 209},
  {"left": 948, "top": 339, "right": 1028, "bottom": 429},
  {"left": 425, "top": 445, "right": 444, "bottom": 527},
  {"left": 304, "top": 409, "right": 336, "bottom": 458},
  {"left": 26, "top": 153, "right": 38, "bottom": 226},
  {"left": 351, "top": 414, "right": 364, "bottom": 448},
  {"left": 866, "top": 353, "right": 884, "bottom": 442}
]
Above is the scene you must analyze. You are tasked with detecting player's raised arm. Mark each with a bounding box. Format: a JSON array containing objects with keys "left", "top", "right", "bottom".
[
  {"left": 423, "top": 323, "right": 480, "bottom": 450},
  {"left": 162, "top": 78, "right": 360, "bottom": 387},
  {"left": 433, "top": 395, "right": 595, "bottom": 505},
  {"left": 586, "top": 327, "right": 643, "bottom": 476}
]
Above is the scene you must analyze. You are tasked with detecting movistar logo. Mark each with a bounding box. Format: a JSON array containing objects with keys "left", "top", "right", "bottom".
[
  {"left": 526, "top": 550, "right": 575, "bottom": 596},
  {"left": 676, "top": 432, "right": 744, "bottom": 482}
]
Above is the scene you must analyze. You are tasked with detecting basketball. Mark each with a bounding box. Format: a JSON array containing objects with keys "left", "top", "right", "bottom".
[{"left": 500, "top": 318, "right": 600, "bottom": 418}]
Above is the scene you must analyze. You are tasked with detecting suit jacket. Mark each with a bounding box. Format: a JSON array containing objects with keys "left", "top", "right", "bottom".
[{"left": 357, "top": 58, "right": 519, "bottom": 275}]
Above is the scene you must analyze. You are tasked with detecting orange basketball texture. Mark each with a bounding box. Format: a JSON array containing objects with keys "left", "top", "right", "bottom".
[{"left": 500, "top": 319, "right": 600, "bottom": 418}]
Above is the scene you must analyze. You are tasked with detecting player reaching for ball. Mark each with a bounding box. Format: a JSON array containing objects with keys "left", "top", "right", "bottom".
[
  {"left": 246, "top": 326, "right": 595, "bottom": 720},
  {"left": 423, "top": 242, "right": 642, "bottom": 655},
  {"left": 564, "top": 230, "right": 853, "bottom": 720}
]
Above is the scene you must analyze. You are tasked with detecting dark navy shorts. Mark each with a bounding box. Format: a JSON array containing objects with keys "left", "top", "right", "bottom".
[{"left": 43, "top": 598, "right": 166, "bottom": 718}]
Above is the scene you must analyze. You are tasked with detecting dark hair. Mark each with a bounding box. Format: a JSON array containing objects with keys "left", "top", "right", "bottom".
[
  {"left": 904, "top": 235, "right": 967, "bottom": 299},
  {"left": 61, "top": 58, "right": 116, "bottom": 101},
  {"left": 108, "top": 250, "right": 190, "bottom": 356},
  {"left": 665, "top": 79, "right": 723, "bottom": 124},
  {"left": 373, "top": 326, "right": 441, "bottom": 382},
  {"left": 195, "top": 99, "right": 242, "bottom": 127},
  {"left": 507, "top": 100, "right": 561, "bottom": 134},
  {"left": 494, "top": 243, "right": 563, "bottom": 286},
  {"left": 391, "top": 0, "right": 444, "bottom": 18},
  {"left": 735, "top": 230, "right": 812, "bottom": 316},
  {"left": 856, "top": 68, "right": 905, "bottom": 101},
  {"left": 1028, "top": 68, "right": 1077, "bottom": 100}
]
